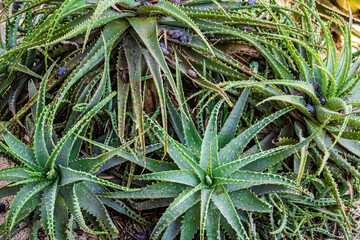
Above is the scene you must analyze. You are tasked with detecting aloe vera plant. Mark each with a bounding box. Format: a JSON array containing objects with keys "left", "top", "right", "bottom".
[
  {"left": 0, "top": 62, "right": 154, "bottom": 239},
  {"left": 260, "top": 0, "right": 360, "bottom": 197},
  {"left": 1, "top": 0, "right": 360, "bottom": 238},
  {"left": 204, "top": 0, "right": 360, "bottom": 233},
  {"left": 0, "top": 0, "right": 238, "bottom": 147},
  {"left": 92, "top": 59, "right": 328, "bottom": 239},
  {"left": 0, "top": 0, "right": 303, "bottom": 138}
]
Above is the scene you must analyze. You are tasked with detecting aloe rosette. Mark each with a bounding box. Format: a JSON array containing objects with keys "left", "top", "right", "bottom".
[
  {"left": 1, "top": 0, "right": 306, "bottom": 145},
  {"left": 0, "top": 62, "right": 152, "bottom": 239},
  {"left": 206, "top": 0, "right": 360, "bottom": 232},
  {"left": 95, "top": 65, "right": 323, "bottom": 239}
]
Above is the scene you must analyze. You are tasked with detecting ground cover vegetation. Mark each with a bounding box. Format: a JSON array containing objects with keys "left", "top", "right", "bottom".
[{"left": 0, "top": 0, "right": 359, "bottom": 239}]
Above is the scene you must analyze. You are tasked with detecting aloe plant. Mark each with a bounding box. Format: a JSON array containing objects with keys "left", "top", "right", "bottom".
[
  {"left": 0, "top": 62, "right": 153, "bottom": 239},
  {"left": 0, "top": 0, "right": 241, "bottom": 152},
  {"left": 92, "top": 57, "right": 328, "bottom": 239},
  {"left": 201, "top": 0, "right": 360, "bottom": 232},
  {"left": 1, "top": 0, "right": 307, "bottom": 143},
  {"left": 258, "top": 0, "right": 360, "bottom": 199},
  {"left": 1, "top": 0, "right": 359, "bottom": 238}
]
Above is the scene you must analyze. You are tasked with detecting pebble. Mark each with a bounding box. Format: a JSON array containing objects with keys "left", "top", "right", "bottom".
[
  {"left": 159, "top": 43, "right": 170, "bottom": 55},
  {"left": 306, "top": 104, "right": 316, "bottom": 116},
  {"left": 205, "top": 33, "right": 215, "bottom": 39},
  {"left": 240, "top": 27, "right": 254, "bottom": 31},
  {"left": 168, "top": 30, "right": 181, "bottom": 36},
  {"left": 55, "top": 67, "right": 67, "bottom": 79},
  {"left": 170, "top": 31, "right": 184, "bottom": 39},
  {"left": 146, "top": 227, "right": 153, "bottom": 236},
  {"left": 134, "top": 233, "right": 147, "bottom": 240},
  {"left": 317, "top": 94, "right": 326, "bottom": 105},
  {"left": 179, "top": 35, "right": 188, "bottom": 43},
  {"left": 187, "top": 69, "right": 197, "bottom": 79},
  {"left": 160, "top": 47, "right": 169, "bottom": 55},
  {"left": 167, "top": 29, "right": 191, "bottom": 43},
  {"left": 0, "top": 203, "right": 5, "bottom": 213},
  {"left": 13, "top": 2, "right": 21, "bottom": 10}
]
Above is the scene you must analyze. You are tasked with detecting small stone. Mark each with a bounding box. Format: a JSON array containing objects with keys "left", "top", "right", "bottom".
[
  {"left": 160, "top": 47, "right": 169, "bottom": 55},
  {"left": 146, "top": 227, "right": 153, "bottom": 237},
  {"left": 55, "top": 67, "right": 67, "bottom": 79},
  {"left": 205, "top": 33, "right": 215, "bottom": 39},
  {"left": 13, "top": 2, "right": 21, "bottom": 10},
  {"left": 141, "top": 1, "right": 152, "bottom": 5},
  {"left": 317, "top": 94, "right": 326, "bottom": 105},
  {"left": 187, "top": 69, "right": 197, "bottom": 79},
  {"left": 240, "top": 26, "right": 253, "bottom": 31},
  {"left": 134, "top": 233, "right": 147, "bottom": 240},
  {"left": 247, "top": 0, "right": 256, "bottom": 4},
  {"left": 306, "top": 104, "right": 316, "bottom": 117},
  {"left": 159, "top": 42, "right": 173, "bottom": 54},
  {"left": 170, "top": 31, "right": 184, "bottom": 39},
  {"left": 179, "top": 35, "right": 188, "bottom": 43},
  {"left": 0, "top": 203, "right": 5, "bottom": 213},
  {"left": 168, "top": 29, "right": 181, "bottom": 36}
]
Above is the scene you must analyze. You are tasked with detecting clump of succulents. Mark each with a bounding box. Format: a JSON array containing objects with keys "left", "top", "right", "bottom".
[
  {"left": 0, "top": 0, "right": 360, "bottom": 239},
  {"left": 93, "top": 62, "right": 325, "bottom": 239},
  {"left": 209, "top": 0, "right": 360, "bottom": 234},
  {"left": 0, "top": 61, "right": 151, "bottom": 239}
]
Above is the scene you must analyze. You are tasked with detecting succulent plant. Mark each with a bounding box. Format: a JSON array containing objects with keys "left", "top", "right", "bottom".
[
  {"left": 1, "top": 0, "right": 359, "bottom": 238},
  {"left": 1, "top": 0, "right": 262, "bottom": 159},
  {"left": 93, "top": 60, "right": 326, "bottom": 239},
  {"left": 205, "top": 0, "right": 360, "bottom": 231},
  {"left": 0, "top": 62, "right": 151, "bottom": 239},
  {"left": 274, "top": 182, "right": 360, "bottom": 239}
]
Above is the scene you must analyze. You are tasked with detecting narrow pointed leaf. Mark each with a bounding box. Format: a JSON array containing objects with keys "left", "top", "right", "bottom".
[
  {"left": 1, "top": 130, "right": 40, "bottom": 171},
  {"left": 41, "top": 178, "right": 59, "bottom": 239},
  {"left": 218, "top": 88, "right": 249, "bottom": 149},
  {"left": 211, "top": 185, "right": 249, "bottom": 240},
  {"left": 150, "top": 183, "right": 205, "bottom": 239},
  {"left": 135, "top": 170, "right": 199, "bottom": 187},
  {"left": 219, "top": 108, "right": 292, "bottom": 165},
  {"left": 59, "top": 166, "right": 130, "bottom": 191},
  {"left": 200, "top": 101, "right": 223, "bottom": 170},
  {"left": 75, "top": 183, "right": 118, "bottom": 238},
  {"left": 97, "top": 182, "right": 186, "bottom": 199},
  {"left": 180, "top": 204, "right": 200, "bottom": 240}
]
